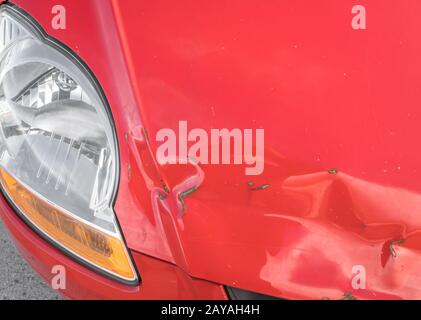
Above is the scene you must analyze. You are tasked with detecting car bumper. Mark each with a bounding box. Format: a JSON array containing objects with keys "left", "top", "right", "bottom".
[{"left": 0, "top": 193, "right": 226, "bottom": 300}]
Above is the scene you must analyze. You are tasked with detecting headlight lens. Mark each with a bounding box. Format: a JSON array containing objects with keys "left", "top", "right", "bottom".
[{"left": 0, "top": 5, "right": 137, "bottom": 284}]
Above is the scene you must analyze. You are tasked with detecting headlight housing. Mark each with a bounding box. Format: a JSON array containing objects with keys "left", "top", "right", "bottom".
[{"left": 0, "top": 4, "right": 138, "bottom": 284}]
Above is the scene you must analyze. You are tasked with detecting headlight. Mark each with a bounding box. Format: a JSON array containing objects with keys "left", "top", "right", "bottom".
[{"left": 0, "top": 5, "right": 138, "bottom": 284}]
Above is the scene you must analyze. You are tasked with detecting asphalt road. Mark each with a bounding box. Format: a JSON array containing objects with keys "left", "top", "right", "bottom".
[{"left": 0, "top": 220, "right": 61, "bottom": 300}]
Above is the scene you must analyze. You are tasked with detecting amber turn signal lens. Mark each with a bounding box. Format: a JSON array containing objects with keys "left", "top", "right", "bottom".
[{"left": 0, "top": 169, "right": 136, "bottom": 281}]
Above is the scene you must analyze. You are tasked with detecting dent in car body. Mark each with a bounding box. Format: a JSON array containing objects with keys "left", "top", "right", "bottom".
[{"left": 10, "top": 0, "right": 421, "bottom": 299}]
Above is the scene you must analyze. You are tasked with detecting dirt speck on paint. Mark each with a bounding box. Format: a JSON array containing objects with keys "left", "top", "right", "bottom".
[
  {"left": 328, "top": 168, "right": 338, "bottom": 175},
  {"left": 342, "top": 292, "right": 357, "bottom": 300}
]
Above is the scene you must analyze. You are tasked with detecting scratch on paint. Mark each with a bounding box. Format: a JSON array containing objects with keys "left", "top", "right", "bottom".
[
  {"left": 158, "top": 192, "right": 167, "bottom": 200},
  {"left": 389, "top": 239, "right": 405, "bottom": 258},
  {"left": 188, "top": 156, "right": 199, "bottom": 164},
  {"left": 160, "top": 179, "right": 170, "bottom": 193},
  {"left": 179, "top": 186, "right": 197, "bottom": 213},
  {"left": 250, "top": 184, "right": 270, "bottom": 191},
  {"left": 142, "top": 127, "right": 150, "bottom": 141}
]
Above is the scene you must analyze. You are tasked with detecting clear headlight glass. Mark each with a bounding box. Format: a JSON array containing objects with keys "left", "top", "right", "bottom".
[{"left": 0, "top": 5, "right": 137, "bottom": 284}]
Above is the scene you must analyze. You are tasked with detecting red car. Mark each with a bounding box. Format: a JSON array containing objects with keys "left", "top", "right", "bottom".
[{"left": 1, "top": 0, "right": 421, "bottom": 300}]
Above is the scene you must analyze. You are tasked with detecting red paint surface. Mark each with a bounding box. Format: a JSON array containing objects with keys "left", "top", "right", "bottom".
[
  {"left": 6, "top": 0, "right": 421, "bottom": 299},
  {"left": 0, "top": 192, "right": 226, "bottom": 299}
]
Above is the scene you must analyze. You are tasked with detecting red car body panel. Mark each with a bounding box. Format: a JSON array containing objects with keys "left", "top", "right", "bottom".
[
  {"left": 4, "top": 0, "right": 421, "bottom": 299},
  {"left": 0, "top": 193, "right": 226, "bottom": 299}
]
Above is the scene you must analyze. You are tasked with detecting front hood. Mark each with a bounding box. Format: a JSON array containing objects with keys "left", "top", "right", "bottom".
[{"left": 111, "top": 0, "right": 421, "bottom": 299}]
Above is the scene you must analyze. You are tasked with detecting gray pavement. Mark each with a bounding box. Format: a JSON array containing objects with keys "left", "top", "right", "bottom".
[{"left": 0, "top": 219, "right": 61, "bottom": 300}]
